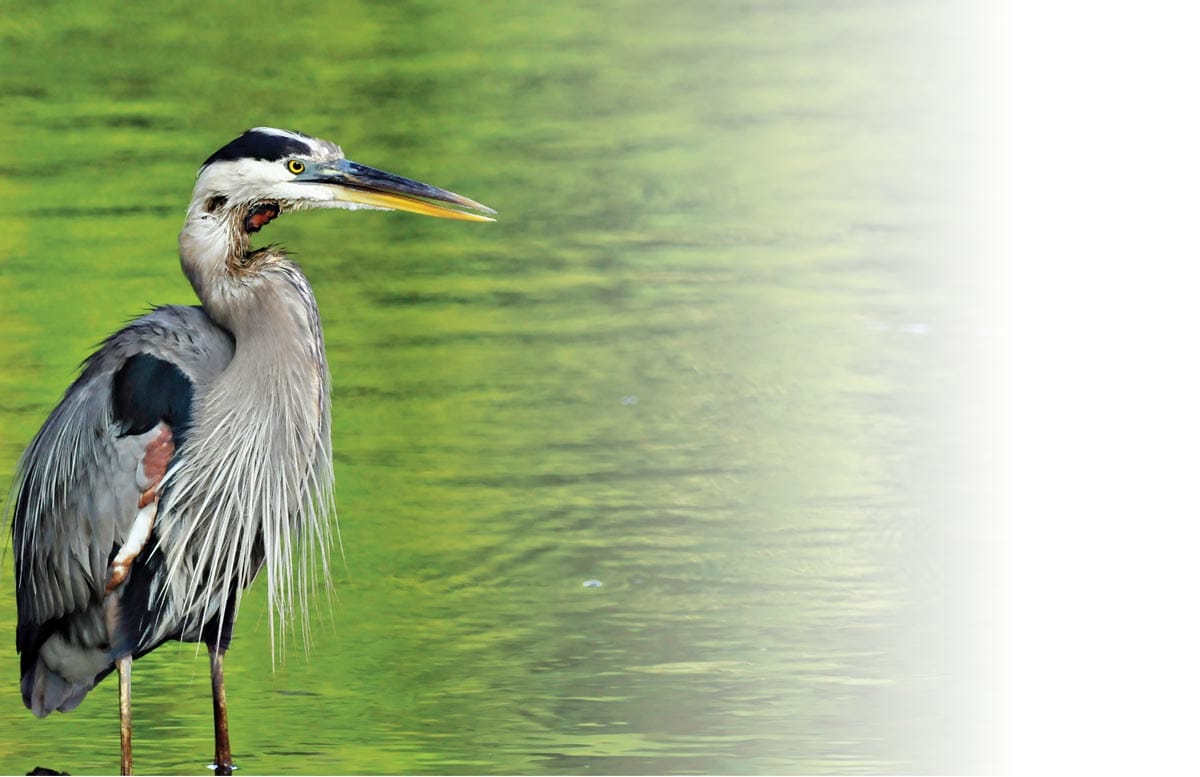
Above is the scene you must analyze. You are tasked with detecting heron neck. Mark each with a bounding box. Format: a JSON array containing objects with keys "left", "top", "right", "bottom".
[
  {"left": 152, "top": 254, "right": 334, "bottom": 651},
  {"left": 216, "top": 260, "right": 326, "bottom": 363}
]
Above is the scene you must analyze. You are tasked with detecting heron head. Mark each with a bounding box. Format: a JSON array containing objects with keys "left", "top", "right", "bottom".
[{"left": 190, "top": 127, "right": 496, "bottom": 234}]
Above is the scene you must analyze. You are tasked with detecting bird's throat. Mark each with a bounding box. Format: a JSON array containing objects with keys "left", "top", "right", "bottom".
[{"left": 243, "top": 202, "right": 280, "bottom": 234}]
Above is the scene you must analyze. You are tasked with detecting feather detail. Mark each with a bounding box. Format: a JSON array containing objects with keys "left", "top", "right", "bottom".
[{"left": 149, "top": 259, "right": 335, "bottom": 661}]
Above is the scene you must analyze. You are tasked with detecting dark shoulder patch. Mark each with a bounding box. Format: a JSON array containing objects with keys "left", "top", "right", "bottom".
[
  {"left": 202, "top": 129, "right": 314, "bottom": 169},
  {"left": 111, "top": 353, "right": 194, "bottom": 443}
]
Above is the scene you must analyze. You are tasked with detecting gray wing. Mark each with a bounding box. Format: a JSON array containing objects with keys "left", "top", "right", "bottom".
[{"left": 10, "top": 304, "right": 233, "bottom": 716}]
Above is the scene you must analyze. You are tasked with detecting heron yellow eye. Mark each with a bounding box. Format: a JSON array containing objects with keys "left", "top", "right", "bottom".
[{"left": 286, "top": 159, "right": 305, "bottom": 175}]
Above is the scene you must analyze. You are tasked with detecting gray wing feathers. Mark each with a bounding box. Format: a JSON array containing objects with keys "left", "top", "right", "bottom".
[
  {"left": 11, "top": 305, "right": 233, "bottom": 713},
  {"left": 14, "top": 384, "right": 140, "bottom": 624}
]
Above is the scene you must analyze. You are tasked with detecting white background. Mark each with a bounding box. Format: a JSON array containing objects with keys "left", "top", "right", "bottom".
[{"left": 1005, "top": 1, "right": 1200, "bottom": 772}]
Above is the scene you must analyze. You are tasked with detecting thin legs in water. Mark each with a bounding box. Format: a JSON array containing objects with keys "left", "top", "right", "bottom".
[
  {"left": 118, "top": 655, "right": 133, "bottom": 776},
  {"left": 210, "top": 644, "right": 234, "bottom": 775},
  {"left": 113, "top": 647, "right": 235, "bottom": 775}
]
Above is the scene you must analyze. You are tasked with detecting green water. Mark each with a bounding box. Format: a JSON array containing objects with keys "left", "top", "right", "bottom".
[{"left": 0, "top": 1, "right": 996, "bottom": 773}]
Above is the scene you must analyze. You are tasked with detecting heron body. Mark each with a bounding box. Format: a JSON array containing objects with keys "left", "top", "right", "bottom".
[{"left": 9, "top": 128, "right": 494, "bottom": 774}]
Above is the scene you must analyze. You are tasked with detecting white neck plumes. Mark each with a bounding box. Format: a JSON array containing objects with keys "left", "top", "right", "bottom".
[{"left": 159, "top": 195, "right": 337, "bottom": 660}]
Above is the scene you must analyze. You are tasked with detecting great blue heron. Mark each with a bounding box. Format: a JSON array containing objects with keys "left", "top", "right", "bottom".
[{"left": 9, "top": 127, "right": 495, "bottom": 775}]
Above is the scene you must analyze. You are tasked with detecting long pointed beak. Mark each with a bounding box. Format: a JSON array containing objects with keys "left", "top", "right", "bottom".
[{"left": 315, "top": 160, "right": 496, "bottom": 222}]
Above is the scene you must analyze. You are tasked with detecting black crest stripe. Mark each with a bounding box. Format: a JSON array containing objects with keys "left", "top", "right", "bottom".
[{"left": 202, "top": 129, "right": 314, "bottom": 169}]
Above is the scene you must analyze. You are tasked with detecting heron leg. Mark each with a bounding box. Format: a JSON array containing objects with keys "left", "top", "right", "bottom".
[
  {"left": 118, "top": 654, "right": 133, "bottom": 776},
  {"left": 209, "top": 645, "right": 234, "bottom": 775},
  {"left": 105, "top": 501, "right": 158, "bottom": 593},
  {"left": 107, "top": 424, "right": 172, "bottom": 593}
]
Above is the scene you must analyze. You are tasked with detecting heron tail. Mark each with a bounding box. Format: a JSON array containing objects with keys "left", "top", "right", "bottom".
[
  {"left": 20, "top": 631, "right": 112, "bottom": 718},
  {"left": 22, "top": 655, "right": 95, "bottom": 717}
]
